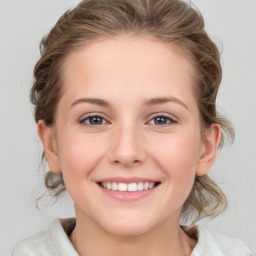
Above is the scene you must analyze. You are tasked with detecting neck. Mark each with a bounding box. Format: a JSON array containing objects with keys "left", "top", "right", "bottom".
[{"left": 69, "top": 209, "right": 196, "bottom": 256}]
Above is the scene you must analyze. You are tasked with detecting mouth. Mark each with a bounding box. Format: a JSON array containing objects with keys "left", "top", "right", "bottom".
[{"left": 97, "top": 181, "right": 161, "bottom": 192}]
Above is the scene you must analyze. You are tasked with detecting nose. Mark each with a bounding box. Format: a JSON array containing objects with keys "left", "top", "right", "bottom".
[{"left": 108, "top": 122, "right": 147, "bottom": 168}]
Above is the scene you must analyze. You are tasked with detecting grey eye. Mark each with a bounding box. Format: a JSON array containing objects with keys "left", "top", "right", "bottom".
[
  {"left": 153, "top": 116, "right": 169, "bottom": 125},
  {"left": 81, "top": 116, "right": 107, "bottom": 125},
  {"left": 90, "top": 116, "right": 103, "bottom": 125}
]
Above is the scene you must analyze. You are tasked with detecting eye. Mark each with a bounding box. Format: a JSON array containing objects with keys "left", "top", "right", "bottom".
[
  {"left": 148, "top": 115, "right": 177, "bottom": 126},
  {"left": 80, "top": 115, "right": 107, "bottom": 126}
]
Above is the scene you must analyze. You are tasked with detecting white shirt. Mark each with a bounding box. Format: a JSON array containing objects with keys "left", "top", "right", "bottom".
[{"left": 12, "top": 218, "right": 253, "bottom": 256}]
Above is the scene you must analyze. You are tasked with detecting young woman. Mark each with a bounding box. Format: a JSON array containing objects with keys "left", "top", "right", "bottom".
[{"left": 12, "top": 0, "right": 253, "bottom": 255}]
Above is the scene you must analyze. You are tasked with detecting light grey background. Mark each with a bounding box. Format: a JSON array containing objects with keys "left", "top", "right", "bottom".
[{"left": 0, "top": 0, "right": 255, "bottom": 254}]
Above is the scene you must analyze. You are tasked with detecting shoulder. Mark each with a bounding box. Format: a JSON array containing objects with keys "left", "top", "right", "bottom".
[
  {"left": 188, "top": 225, "right": 253, "bottom": 256},
  {"left": 12, "top": 229, "right": 57, "bottom": 256},
  {"left": 12, "top": 218, "right": 77, "bottom": 256}
]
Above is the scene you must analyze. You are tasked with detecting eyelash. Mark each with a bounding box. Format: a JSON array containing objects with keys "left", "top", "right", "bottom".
[
  {"left": 79, "top": 113, "right": 178, "bottom": 128},
  {"left": 79, "top": 114, "right": 108, "bottom": 127},
  {"left": 147, "top": 114, "right": 178, "bottom": 127}
]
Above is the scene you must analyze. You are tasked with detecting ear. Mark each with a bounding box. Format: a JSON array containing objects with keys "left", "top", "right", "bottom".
[
  {"left": 37, "top": 120, "right": 61, "bottom": 173},
  {"left": 196, "top": 124, "right": 221, "bottom": 176}
]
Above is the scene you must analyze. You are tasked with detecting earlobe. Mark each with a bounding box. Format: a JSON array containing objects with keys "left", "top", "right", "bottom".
[
  {"left": 196, "top": 124, "right": 221, "bottom": 176},
  {"left": 37, "top": 120, "right": 61, "bottom": 173}
]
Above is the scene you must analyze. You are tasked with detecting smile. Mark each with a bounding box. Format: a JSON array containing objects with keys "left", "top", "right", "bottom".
[{"left": 99, "top": 182, "right": 159, "bottom": 192}]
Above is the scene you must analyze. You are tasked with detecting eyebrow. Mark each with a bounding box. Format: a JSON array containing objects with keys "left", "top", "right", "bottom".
[
  {"left": 70, "top": 98, "right": 110, "bottom": 108},
  {"left": 144, "top": 97, "right": 189, "bottom": 110},
  {"left": 70, "top": 96, "right": 189, "bottom": 110}
]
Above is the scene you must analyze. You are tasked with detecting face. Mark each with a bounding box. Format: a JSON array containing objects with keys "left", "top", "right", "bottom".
[{"left": 40, "top": 35, "right": 218, "bottom": 236}]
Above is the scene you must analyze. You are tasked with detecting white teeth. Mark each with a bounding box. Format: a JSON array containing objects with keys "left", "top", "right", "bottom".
[
  {"left": 128, "top": 183, "right": 137, "bottom": 192},
  {"left": 107, "top": 182, "right": 112, "bottom": 190},
  {"left": 112, "top": 182, "right": 118, "bottom": 190},
  {"left": 100, "top": 181, "right": 158, "bottom": 191},
  {"left": 144, "top": 182, "right": 149, "bottom": 190},
  {"left": 149, "top": 182, "right": 154, "bottom": 189},
  {"left": 118, "top": 183, "right": 127, "bottom": 191},
  {"left": 137, "top": 182, "right": 144, "bottom": 191}
]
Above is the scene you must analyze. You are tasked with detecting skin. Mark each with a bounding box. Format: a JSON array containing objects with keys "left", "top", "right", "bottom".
[{"left": 38, "top": 35, "right": 221, "bottom": 256}]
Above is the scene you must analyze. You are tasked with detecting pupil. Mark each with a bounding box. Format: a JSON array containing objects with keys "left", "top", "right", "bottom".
[
  {"left": 154, "top": 116, "right": 167, "bottom": 125},
  {"left": 89, "top": 116, "right": 102, "bottom": 125}
]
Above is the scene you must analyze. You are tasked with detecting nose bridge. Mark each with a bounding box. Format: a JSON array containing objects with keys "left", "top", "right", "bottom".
[{"left": 109, "top": 119, "right": 146, "bottom": 166}]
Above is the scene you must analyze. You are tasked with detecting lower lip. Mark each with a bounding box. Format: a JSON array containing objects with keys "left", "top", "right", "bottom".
[{"left": 97, "top": 184, "right": 159, "bottom": 201}]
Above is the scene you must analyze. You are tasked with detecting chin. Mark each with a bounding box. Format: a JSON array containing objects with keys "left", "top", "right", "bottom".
[
  {"left": 98, "top": 215, "right": 158, "bottom": 237},
  {"left": 106, "top": 223, "right": 152, "bottom": 237}
]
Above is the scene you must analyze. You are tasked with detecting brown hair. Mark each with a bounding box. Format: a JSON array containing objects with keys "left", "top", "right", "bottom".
[{"left": 31, "top": 0, "right": 234, "bottom": 222}]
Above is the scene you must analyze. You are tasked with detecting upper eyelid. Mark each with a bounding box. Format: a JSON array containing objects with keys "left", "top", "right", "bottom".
[
  {"left": 81, "top": 112, "right": 175, "bottom": 117},
  {"left": 79, "top": 112, "right": 109, "bottom": 121},
  {"left": 79, "top": 114, "right": 110, "bottom": 127},
  {"left": 78, "top": 112, "right": 178, "bottom": 124},
  {"left": 147, "top": 113, "right": 178, "bottom": 122}
]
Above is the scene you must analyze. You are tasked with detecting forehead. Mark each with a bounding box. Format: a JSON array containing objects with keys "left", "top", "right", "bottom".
[
  {"left": 63, "top": 35, "right": 195, "bottom": 74},
  {"left": 61, "top": 35, "right": 197, "bottom": 104}
]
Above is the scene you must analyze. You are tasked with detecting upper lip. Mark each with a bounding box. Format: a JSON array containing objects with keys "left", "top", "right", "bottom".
[{"left": 96, "top": 177, "right": 160, "bottom": 184}]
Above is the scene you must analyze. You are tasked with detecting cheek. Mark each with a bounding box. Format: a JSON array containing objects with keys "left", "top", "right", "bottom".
[
  {"left": 57, "top": 133, "right": 107, "bottom": 178},
  {"left": 149, "top": 130, "right": 201, "bottom": 193},
  {"left": 138, "top": 131, "right": 202, "bottom": 219},
  {"left": 151, "top": 131, "right": 201, "bottom": 171}
]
